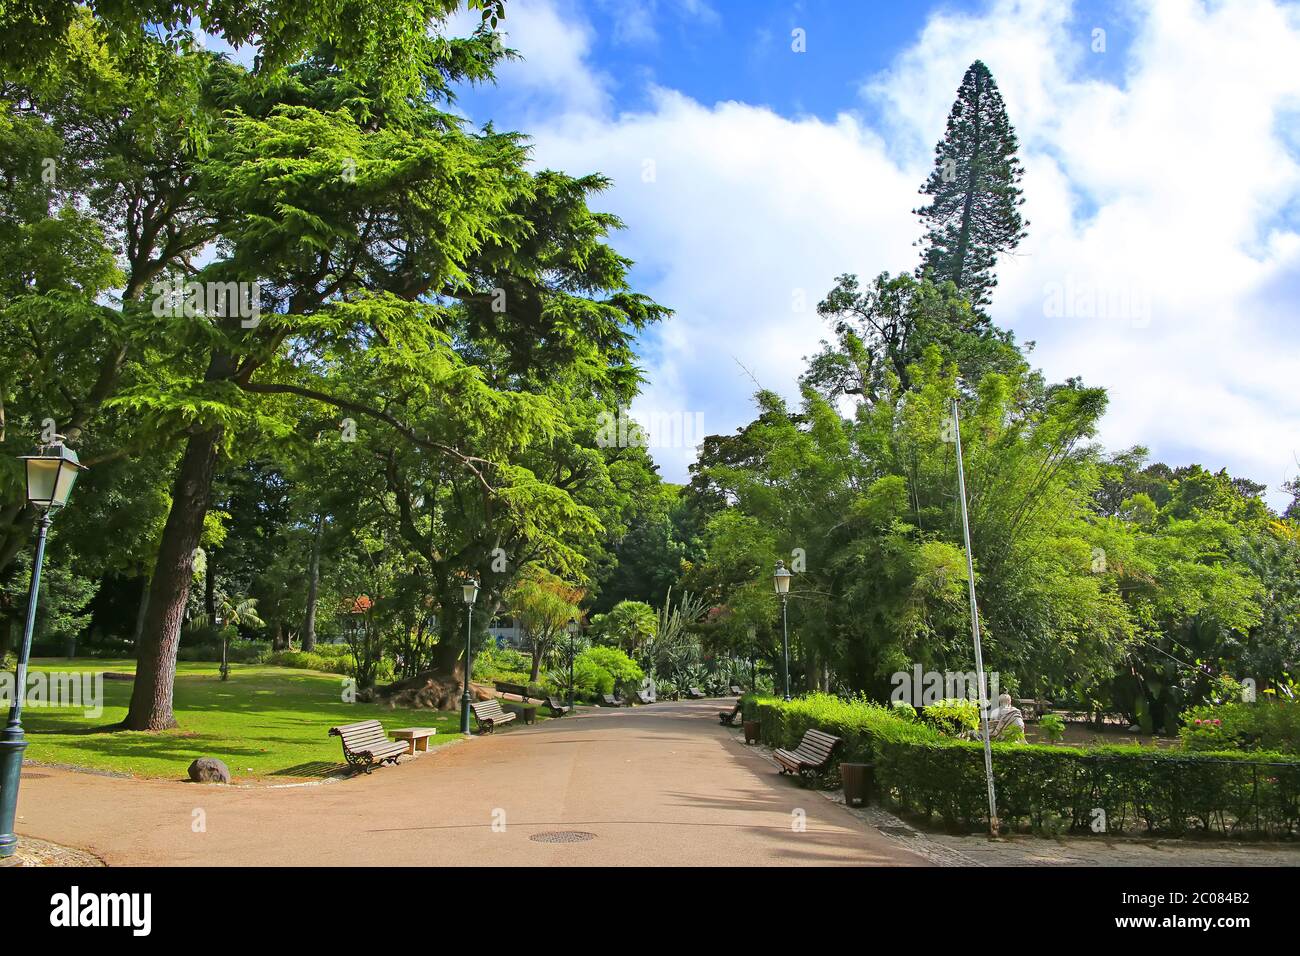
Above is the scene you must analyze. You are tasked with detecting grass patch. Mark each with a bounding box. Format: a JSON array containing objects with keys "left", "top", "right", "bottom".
[{"left": 14, "top": 658, "right": 551, "bottom": 781}]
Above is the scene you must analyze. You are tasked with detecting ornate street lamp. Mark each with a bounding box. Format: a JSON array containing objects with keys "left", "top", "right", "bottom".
[
  {"left": 566, "top": 618, "right": 580, "bottom": 709},
  {"left": 773, "top": 560, "right": 792, "bottom": 701},
  {"left": 459, "top": 576, "right": 480, "bottom": 735},
  {"left": 1, "top": 439, "right": 86, "bottom": 863}
]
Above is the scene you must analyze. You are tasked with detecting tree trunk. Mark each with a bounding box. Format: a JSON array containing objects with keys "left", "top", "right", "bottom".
[
  {"left": 529, "top": 645, "right": 542, "bottom": 683},
  {"left": 301, "top": 514, "right": 323, "bottom": 652},
  {"left": 122, "top": 428, "right": 221, "bottom": 730},
  {"left": 133, "top": 575, "right": 150, "bottom": 645}
]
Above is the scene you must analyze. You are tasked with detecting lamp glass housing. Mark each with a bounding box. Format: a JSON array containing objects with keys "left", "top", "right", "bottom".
[
  {"left": 21, "top": 443, "right": 85, "bottom": 510},
  {"left": 462, "top": 578, "right": 480, "bottom": 605},
  {"left": 773, "top": 560, "right": 792, "bottom": 594}
]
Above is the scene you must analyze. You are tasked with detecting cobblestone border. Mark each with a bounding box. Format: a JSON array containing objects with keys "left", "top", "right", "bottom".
[{"left": 8, "top": 835, "right": 104, "bottom": 867}]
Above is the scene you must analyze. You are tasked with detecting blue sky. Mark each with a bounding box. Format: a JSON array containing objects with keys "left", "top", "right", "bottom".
[
  {"left": 456, "top": 0, "right": 1141, "bottom": 125},
  {"left": 439, "top": 0, "right": 1300, "bottom": 505},
  {"left": 218, "top": 1, "right": 1300, "bottom": 504}
]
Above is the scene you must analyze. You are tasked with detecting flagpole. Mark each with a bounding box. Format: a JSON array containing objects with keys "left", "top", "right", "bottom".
[{"left": 952, "top": 398, "right": 999, "bottom": 836}]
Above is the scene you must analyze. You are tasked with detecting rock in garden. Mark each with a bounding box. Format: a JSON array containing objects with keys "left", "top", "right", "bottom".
[{"left": 187, "top": 757, "right": 231, "bottom": 784}]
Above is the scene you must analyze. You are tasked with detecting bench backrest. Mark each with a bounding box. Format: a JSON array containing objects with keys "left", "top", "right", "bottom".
[
  {"left": 792, "top": 728, "right": 841, "bottom": 765},
  {"left": 329, "top": 720, "right": 389, "bottom": 753},
  {"left": 547, "top": 696, "right": 567, "bottom": 709},
  {"left": 473, "top": 699, "right": 508, "bottom": 721}
]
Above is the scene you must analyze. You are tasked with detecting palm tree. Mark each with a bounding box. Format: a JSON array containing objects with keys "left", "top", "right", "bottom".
[{"left": 194, "top": 592, "right": 265, "bottom": 681}]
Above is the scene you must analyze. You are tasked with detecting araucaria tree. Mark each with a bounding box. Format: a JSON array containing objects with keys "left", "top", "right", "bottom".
[{"left": 915, "top": 60, "right": 1027, "bottom": 306}]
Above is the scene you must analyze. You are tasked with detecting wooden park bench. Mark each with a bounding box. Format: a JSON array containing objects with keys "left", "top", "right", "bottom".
[
  {"left": 545, "top": 696, "right": 571, "bottom": 717},
  {"left": 729, "top": 685, "right": 743, "bottom": 697},
  {"left": 718, "top": 701, "right": 742, "bottom": 725},
  {"left": 494, "top": 680, "right": 533, "bottom": 702},
  {"left": 773, "top": 729, "right": 842, "bottom": 780},
  {"left": 686, "top": 686, "right": 706, "bottom": 699},
  {"left": 633, "top": 689, "right": 655, "bottom": 705},
  {"left": 328, "top": 719, "right": 409, "bottom": 773},
  {"left": 472, "top": 699, "right": 517, "bottom": 734},
  {"left": 599, "top": 694, "right": 621, "bottom": 707}
]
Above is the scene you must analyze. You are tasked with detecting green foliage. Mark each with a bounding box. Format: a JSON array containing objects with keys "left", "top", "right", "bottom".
[
  {"left": 551, "top": 644, "right": 643, "bottom": 699},
  {"left": 1180, "top": 702, "right": 1300, "bottom": 755},
  {"left": 472, "top": 645, "right": 532, "bottom": 681},
  {"left": 265, "top": 649, "right": 353, "bottom": 675},
  {"left": 878, "top": 739, "right": 1300, "bottom": 837},
  {"left": 922, "top": 698, "right": 981, "bottom": 737},
  {"left": 177, "top": 639, "right": 269, "bottom": 663},
  {"left": 1038, "top": 712, "right": 1066, "bottom": 744},
  {"left": 915, "top": 60, "right": 1027, "bottom": 306},
  {"left": 590, "top": 600, "right": 657, "bottom": 654},
  {"left": 744, "top": 693, "right": 941, "bottom": 766}
]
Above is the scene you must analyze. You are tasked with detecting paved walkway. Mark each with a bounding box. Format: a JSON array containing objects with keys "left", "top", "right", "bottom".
[{"left": 14, "top": 699, "right": 927, "bottom": 867}]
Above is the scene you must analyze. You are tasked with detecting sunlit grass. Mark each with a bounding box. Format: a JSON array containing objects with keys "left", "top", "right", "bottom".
[{"left": 12, "top": 658, "right": 546, "bottom": 781}]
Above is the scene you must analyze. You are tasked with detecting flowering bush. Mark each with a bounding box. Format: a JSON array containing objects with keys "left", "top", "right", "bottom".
[{"left": 1180, "top": 701, "right": 1300, "bottom": 754}]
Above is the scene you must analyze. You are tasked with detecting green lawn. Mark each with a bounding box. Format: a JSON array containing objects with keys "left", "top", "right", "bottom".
[{"left": 14, "top": 658, "right": 550, "bottom": 781}]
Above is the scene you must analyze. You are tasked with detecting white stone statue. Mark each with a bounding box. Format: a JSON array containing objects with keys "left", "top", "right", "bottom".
[{"left": 986, "top": 692, "right": 1025, "bottom": 740}]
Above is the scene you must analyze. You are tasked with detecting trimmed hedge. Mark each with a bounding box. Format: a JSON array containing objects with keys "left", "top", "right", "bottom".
[
  {"left": 878, "top": 739, "right": 1300, "bottom": 837},
  {"left": 740, "top": 693, "right": 940, "bottom": 766}
]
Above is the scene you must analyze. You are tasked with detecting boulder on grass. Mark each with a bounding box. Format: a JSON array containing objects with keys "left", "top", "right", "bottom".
[{"left": 188, "top": 757, "right": 231, "bottom": 784}]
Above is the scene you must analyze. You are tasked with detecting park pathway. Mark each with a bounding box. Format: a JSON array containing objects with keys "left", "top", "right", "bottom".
[{"left": 14, "top": 698, "right": 928, "bottom": 867}]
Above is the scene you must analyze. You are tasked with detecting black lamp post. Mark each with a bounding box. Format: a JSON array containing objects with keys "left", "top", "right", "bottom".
[
  {"left": 1, "top": 439, "right": 85, "bottom": 863},
  {"left": 459, "top": 576, "right": 479, "bottom": 735},
  {"left": 746, "top": 625, "right": 757, "bottom": 691},
  {"left": 216, "top": 614, "right": 228, "bottom": 681},
  {"left": 566, "top": 618, "right": 580, "bottom": 708},
  {"left": 773, "top": 560, "right": 792, "bottom": 701}
]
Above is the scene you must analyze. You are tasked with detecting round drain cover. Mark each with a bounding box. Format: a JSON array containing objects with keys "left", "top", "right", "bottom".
[{"left": 529, "top": 830, "right": 596, "bottom": 844}]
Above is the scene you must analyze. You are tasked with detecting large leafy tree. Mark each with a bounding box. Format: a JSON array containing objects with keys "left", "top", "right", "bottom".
[
  {"left": 0, "top": 0, "right": 506, "bottom": 103},
  {"left": 914, "top": 60, "right": 1027, "bottom": 307},
  {"left": 806, "top": 271, "right": 1028, "bottom": 403},
  {"left": 0, "top": 4, "right": 663, "bottom": 729}
]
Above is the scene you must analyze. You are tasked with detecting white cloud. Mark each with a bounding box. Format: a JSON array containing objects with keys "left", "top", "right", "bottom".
[
  {"left": 488, "top": 0, "right": 612, "bottom": 115},
  {"left": 487, "top": 0, "right": 1300, "bottom": 506}
]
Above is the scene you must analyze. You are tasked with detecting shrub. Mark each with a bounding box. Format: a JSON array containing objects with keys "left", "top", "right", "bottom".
[
  {"left": 922, "top": 698, "right": 980, "bottom": 737},
  {"left": 266, "top": 649, "right": 351, "bottom": 675},
  {"left": 583, "top": 646, "right": 643, "bottom": 689},
  {"left": 549, "top": 646, "right": 645, "bottom": 700},
  {"left": 1039, "top": 713, "right": 1066, "bottom": 744},
  {"left": 877, "top": 739, "right": 1300, "bottom": 837},
  {"left": 1180, "top": 701, "right": 1300, "bottom": 755},
  {"left": 741, "top": 693, "right": 940, "bottom": 766},
  {"left": 891, "top": 700, "right": 919, "bottom": 722},
  {"left": 473, "top": 645, "right": 533, "bottom": 682}
]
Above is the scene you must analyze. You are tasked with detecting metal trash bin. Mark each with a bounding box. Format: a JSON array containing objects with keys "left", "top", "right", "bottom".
[
  {"left": 840, "top": 762, "right": 874, "bottom": 806},
  {"left": 743, "top": 720, "right": 760, "bottom": 745}
]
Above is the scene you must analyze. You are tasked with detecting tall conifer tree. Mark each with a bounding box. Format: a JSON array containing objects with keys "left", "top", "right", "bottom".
[{"left": 915, "top": 60, "right": 1027, "bottom": 306}]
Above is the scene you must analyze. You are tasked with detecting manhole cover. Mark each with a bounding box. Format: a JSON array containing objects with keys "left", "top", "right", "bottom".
[{"left": 529, "top": 830, "right": 596, "bottom": 844}]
